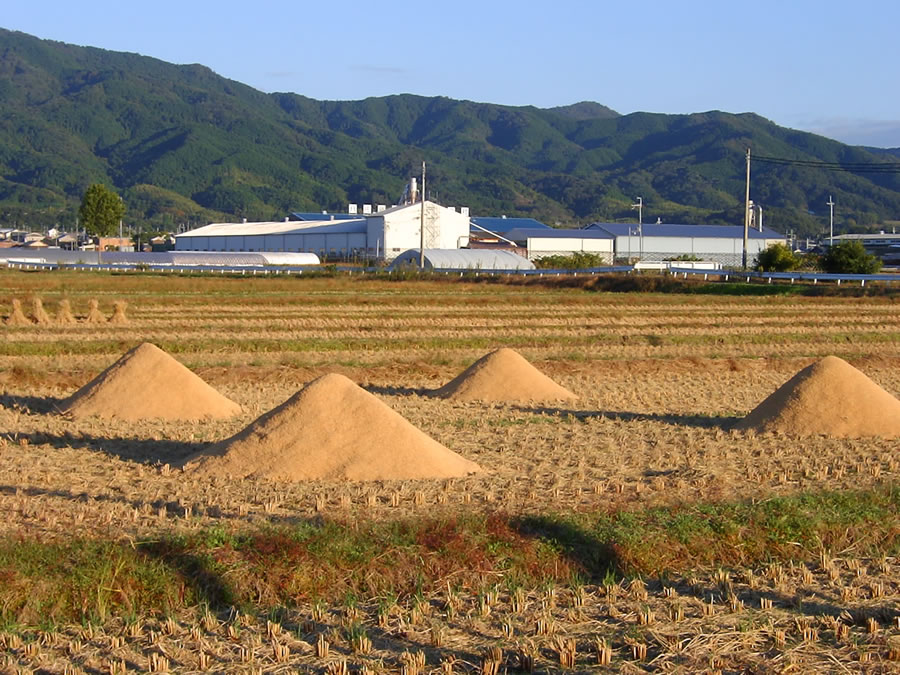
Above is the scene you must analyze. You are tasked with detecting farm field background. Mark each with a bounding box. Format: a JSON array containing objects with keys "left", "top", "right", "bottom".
[{"left": 1, "top": 270, "right": 899, "bottom": 673}]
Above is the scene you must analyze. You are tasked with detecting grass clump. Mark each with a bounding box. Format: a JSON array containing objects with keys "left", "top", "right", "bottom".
[{"left": 0, "top": 539, "right": 184, "bottom": 626}]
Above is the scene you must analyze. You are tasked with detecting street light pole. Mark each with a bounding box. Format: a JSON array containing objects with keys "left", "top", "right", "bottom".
[
  {"left": 742, "top": 148, "right": 751, "bottom": 270},
  {"left": 631, "top": 197, "right": 643, "bottom": 261},
  {"left": 827, "top": 195, "right": 835, "bottom": 246}
]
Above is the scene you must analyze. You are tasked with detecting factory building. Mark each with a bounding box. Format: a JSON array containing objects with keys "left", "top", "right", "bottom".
[
  {"left": 175, "top": 187, "right": 786, "bottom": 268},
  {"left": 583, "top": 223, "right": 785, "bottom": 266},
  {"left": 175, "top": 219, "right": 367, "bottom": 257},
  {"left": 501, "top": 228, "right": 614, "bottom": 262},
  {"left": 175, "top": 201, "right": 471, "bottom": 262}
]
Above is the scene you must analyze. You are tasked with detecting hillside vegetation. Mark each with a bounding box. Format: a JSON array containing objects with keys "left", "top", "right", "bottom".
[{"left": 1, "top": 28, "right": 899, "bottom": 235}]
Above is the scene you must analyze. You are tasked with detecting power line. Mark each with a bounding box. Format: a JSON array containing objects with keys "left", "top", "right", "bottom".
[{"left": 753, "top": 154, "right": 900, "bottom": 173}]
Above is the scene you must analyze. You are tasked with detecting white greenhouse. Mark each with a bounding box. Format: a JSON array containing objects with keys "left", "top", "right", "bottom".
[{"left": 389, "top": 249, "right": 535, "bottom": 271}]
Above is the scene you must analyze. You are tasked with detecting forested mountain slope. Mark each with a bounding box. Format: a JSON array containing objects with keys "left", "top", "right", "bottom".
[{"left": 1, "top": 28, "right": 898, "bottom": 236}]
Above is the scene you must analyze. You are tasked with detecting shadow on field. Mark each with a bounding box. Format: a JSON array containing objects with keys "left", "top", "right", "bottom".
[
  {"left": 0, "top": 393, "right": 67, "bottom": 415},
  {"left": 515, "top": 405, "right": 740, "bottom": 430},
  {"left": 13, "top": 430, "right": 204, "bottom": 464},
  {"left": 513, "top": 514, "right": 623, "bottom": 580},
  {"left": 138, "top": 540, "right": 239, "bottom": 610},
  {"left": 362, "top": 384, "right": 433, "bottom": 397}
]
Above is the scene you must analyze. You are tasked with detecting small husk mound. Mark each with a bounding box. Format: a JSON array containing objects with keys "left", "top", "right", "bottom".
[
  {"left": 433, "top": 347, "right": 577, "bottom": 403},
  {"left": 5, "top": 299, "right": 30, "bottom": 327},
  {"left": 31, "top": 297, "right": 52, "bottom": 325},
  {"left": 736, "top": 355, "right": 900, "bottom": 438},
  {"left": 183, "top": 373, "right": 482, "bottom": 481},
  {"left": 61, "top": 342, "right": 241, "bottom": 421},
  {"left": 109, "top": 300, "right": 129, "bottom": 324},
  {"left": 56, "top": 299, "right": 77, "bottom": 325},
  {"left": 85, "top": 298, "right": 106, "bottom": 323}
]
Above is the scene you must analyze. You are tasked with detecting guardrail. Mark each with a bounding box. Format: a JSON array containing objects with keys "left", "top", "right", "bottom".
[
  {"left": 3, "top": 261, "right": 315, "bottom": 275},
  {"left": 5, "top": 259, "right": 898, "bottom": 286},
  {"left": 667, "top": 267, "right": 900, "bottom": 286}
]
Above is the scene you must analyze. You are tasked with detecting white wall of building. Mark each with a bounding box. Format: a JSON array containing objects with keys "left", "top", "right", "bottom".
[
  {"left": 614, "top": 235, "right": 781, "bottom": 265},
  {"left": 527, "top": 237, "right": 613, "bottom": 262},
  {"left": 176, "top": 226, "right": 367, "bottom": 257},
  {"left": 367, "top": 202, "right": 471, "bottom": 260}
]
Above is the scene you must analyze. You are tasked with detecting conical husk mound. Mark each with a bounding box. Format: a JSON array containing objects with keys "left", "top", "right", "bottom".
[
  {"left": 433, "top": 348, "right": 577, "bottom": 403},
  {"left": 56, "top": 299, "right": 76, "bottom": 325},
  {"left": 85, "top": 298, "right": 106, "bottom": 324},
  {"left": 5, "top": 299, "right": 30, "bottom": 327},
  {"left": 183, "top": 373, "right": 482, "bottom": 481},
  {"left": 736, "top": 356, "right": 900, "bottom": 437},
  {"left": 61, "top": 342, "right": 241, "bottom": 421}
]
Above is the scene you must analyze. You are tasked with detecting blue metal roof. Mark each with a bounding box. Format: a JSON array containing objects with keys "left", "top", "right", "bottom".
[
  {"left": 585, "top": 223, "right": 784, "bottom": 239},
  {"left": 290, "top": 212, "right": 361, "bottom": 221},
  {"left": 471, "top": 217, "right": 551, "bottom": 233},
  {"left": 503, "top": 228, "right": 614, "bottom": 241}
]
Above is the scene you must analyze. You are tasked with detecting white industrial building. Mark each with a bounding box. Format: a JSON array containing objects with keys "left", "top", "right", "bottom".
[
  {"left": 175, "top": 201, "right": 470, "bottom": 262},
  {"left": 175, "top": 219, "right": 366, "bottom": 256},
  {"left": 174, "top": 193, "right": 786, "bottom": 269},
  {"left": 583, "top": 223, "right": 785, "bottom": 266},
  {"left": 367, "top": 201, "right": 471, "bottom": 259}
]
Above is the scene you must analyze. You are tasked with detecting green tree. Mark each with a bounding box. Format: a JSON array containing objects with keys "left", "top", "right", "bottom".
[
  {"left": 821, "top": 240, "right": 882, "bottom": 274},
  {"left": 79, "top": 184, "right": 125, "bottom": 237},
  {"left": 754, "top": 242, "right": 800, "bottom": 272}
]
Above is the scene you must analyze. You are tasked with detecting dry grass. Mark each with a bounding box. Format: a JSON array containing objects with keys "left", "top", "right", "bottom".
[{"left": 1, "top": 269, "right": 899, "bottom": 670}]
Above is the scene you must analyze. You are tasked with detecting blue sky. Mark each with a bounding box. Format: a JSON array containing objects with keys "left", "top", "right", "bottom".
[{"left": 5, "top": 0, "right": 900, "bottom": 147}]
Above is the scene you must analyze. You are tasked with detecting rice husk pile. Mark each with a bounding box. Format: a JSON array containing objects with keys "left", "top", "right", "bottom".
[
  {"left": 56, "top": 299, "right": 77, "bottom": 325},
  {"left": 109, "top": 300, "right": 129, "bottom": 324},
  {"left": 85, "top": 298, "right": 106, "bottom": 323},
  {"left": 5, "top": 299, "right": 30, "bottom": 327},
  {"left": 61, "top": 342, "right": 241, "bottom": 421},
  {"left": 736, "top": 355, "right": 900, "bottom": 437},
  {"left": 432, "top": 347, "right": 577, "bottom": 403},
  {"left": 31, "top": 297, "right": 52, "bottom": 325},
  {"left": 183, "top": 373, "right": 482, "bottom": 481}
]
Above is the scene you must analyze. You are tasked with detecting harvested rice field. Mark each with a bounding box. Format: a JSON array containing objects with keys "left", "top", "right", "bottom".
[{"left": 1, "top": 269, "right": 899, "bottom": 673}]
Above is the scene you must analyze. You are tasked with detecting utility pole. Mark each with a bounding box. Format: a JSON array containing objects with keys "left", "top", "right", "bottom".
[
  {"left": 631, "top": 197, "right": 643, "bottom": 261},
  {"left": 742, "top": 148, "right": 751, "bottom": 269},
  {"left": 418, "top": 161, "right": 426, "bottom": 270},
  {"left": 827, "top": 195, "right": 835, "bottom": 246}
]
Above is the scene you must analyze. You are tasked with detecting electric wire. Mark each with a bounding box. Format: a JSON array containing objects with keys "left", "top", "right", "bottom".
[{"left": 753, "top": 154, "right": 900, "bottom": 174}]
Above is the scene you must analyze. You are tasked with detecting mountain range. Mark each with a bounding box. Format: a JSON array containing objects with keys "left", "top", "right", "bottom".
[{"left": 1, "top": 27, "right": 899, "bottom": 237}]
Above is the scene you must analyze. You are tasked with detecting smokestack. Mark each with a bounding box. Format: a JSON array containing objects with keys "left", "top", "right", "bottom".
[{"left": 410, "top": 177, "right": 418, "bottom": 204}]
